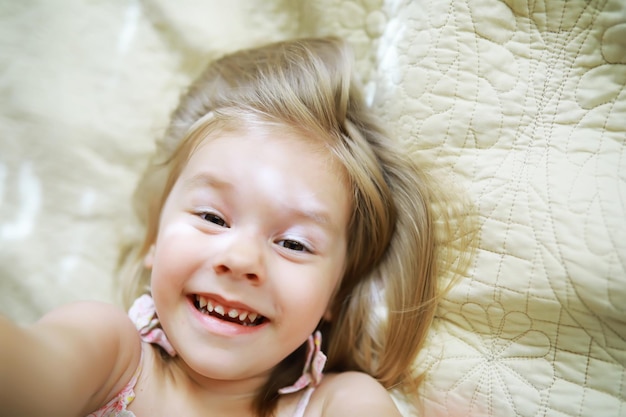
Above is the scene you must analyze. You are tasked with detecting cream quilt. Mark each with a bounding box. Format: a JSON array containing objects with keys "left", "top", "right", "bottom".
[{"left": 0, "top": 0, "right": 624, "bottom": 416}]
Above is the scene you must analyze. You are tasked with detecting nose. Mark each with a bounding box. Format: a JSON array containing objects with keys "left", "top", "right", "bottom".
[{"left": 211, "top": 229, "right": 266, "bottom": 284}]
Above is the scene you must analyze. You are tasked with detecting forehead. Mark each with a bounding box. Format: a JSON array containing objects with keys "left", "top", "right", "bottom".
[
  {"left": 186, "top": 120, "right": 347, "bottom": 177},
  {"left": 177, "top": 121, "right": 351, "bottom": 221}
]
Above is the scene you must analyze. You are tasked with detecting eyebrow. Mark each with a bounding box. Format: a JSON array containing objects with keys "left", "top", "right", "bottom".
[
  {"left": 183, "top": 172, "right": 234, "bottom": 191},
  {"left": 182, "top": 172, "right": 335, "bottom": 230},
  {"left": 286, "top": 205, "right": 332, "bottom": 228}
]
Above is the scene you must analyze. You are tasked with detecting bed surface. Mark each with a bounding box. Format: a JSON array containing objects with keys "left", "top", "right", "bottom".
[{"left": 0, "top": 1, "right": 624, "bottom": 415}]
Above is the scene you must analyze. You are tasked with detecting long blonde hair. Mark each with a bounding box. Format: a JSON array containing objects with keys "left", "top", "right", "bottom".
[{"left": 118, "top": 37, "right": 473, "bottom": 417}]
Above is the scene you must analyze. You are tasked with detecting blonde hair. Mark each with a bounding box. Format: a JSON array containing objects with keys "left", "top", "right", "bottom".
[{"left": 118, "top": 37, "right": 474, "bottom": 417}]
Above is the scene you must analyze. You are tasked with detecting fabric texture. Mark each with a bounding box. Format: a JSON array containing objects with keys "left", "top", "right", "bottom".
[{"left": 1, "top": 1, "right": 624, "bottom": 416}]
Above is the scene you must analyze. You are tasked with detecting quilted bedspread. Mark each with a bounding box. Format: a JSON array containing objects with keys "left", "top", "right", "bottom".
[{"left": 0, "top": 1, "right": 624, "bottom": 416}]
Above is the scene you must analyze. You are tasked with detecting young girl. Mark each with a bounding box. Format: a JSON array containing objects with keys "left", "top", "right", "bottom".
[{"left": 0, "top": 37, "right": 460, "bottom": 417}]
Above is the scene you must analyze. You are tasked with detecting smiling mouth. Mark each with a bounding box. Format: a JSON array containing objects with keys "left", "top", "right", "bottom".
[{"left": 193, "top": 295, "right": 266, "bottom": 327}]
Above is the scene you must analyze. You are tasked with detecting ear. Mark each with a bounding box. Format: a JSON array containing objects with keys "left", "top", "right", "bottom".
[
  {"left": 323, "top": 287, "right": 342, "bottom": 322},
  {"left": 322, "top": 306, "right": 333, "bottom": 322},
  {"left": 143, "top": 245, "right": 155, "bottom": 269}
]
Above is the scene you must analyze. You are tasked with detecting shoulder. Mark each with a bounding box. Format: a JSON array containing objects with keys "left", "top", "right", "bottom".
[
  {"left": 315, "top": 372, "right": 403, "bottom": 417},
  {"left": 41, "top": 300, "right": 142, "bottom": 369},
  {"left": 38, "top": 300, "right": 139, "bottom": 350},
  {"left": 37, "top": 301, "right": 142, "bottom": 412}
]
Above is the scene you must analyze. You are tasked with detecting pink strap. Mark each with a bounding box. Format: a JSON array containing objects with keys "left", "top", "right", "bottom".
[
  {"left": 128, "top": 294, "right": 177, "bottom": 357},
  {"left": 86, "top": 352, "right": 143, "bottom": 417},
  {"left": 278, "top": 330, "right": 326, "bottom": 395}
]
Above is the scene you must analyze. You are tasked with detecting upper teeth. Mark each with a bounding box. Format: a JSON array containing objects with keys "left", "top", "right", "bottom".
[{"left": 195, "top": 295, "right": 261, "bottom": 324}]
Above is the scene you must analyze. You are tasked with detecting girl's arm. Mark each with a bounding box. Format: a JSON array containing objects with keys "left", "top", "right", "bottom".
[{"left": 0, "top": 301, "right": 141, "bottom": 417}]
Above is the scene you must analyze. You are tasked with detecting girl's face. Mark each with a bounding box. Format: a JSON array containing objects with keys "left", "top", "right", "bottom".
[{"left": 147, "top": 122, "right": 350, "bottom": 391}]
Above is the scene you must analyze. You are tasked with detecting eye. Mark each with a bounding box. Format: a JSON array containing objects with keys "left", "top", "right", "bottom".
[
  {"left": 278, "top": 239, "right": 309, "bottom": 252},
  {"left": 199, "top": 212, "right": 228, "bottom": 227}
]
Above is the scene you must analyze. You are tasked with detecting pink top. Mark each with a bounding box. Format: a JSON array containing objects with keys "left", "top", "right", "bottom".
[
  {"left": 85, "top": 353, "right": 142, "bottom": 417},
  {"left": 86, "top": 295, "right": 324, "bottom": 417}
]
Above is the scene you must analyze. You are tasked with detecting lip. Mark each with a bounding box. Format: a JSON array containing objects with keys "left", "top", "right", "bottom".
[{"left": 186, "top": 295, "right": 268, "bottom": 337}]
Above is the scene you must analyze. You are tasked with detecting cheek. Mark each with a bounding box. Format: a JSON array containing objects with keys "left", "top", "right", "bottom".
[
  {"left": 323, "top": 251, "right": 347, "bottom": 299},
  {"left": 151, "top": 227, "right": 201, "bottom": 282},
  {"left": 278, "top": 267, "right": 341, "bottom": 319}
]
